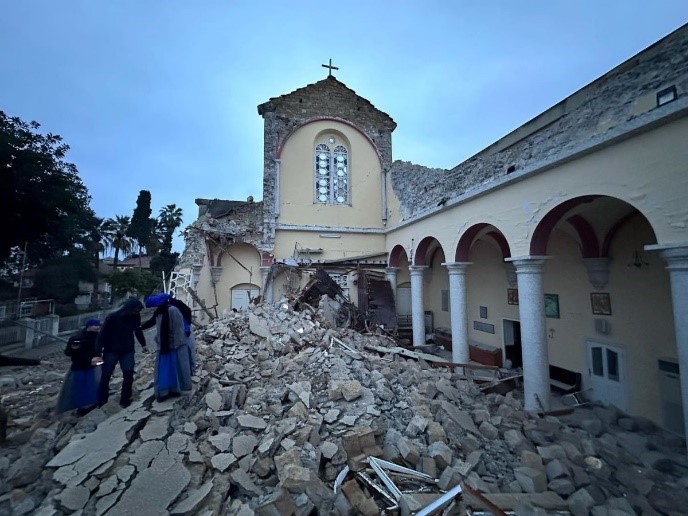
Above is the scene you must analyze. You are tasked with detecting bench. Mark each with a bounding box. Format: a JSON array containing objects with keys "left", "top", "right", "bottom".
[{"left": 549, "top": 365, "right": 582, "bottom": 394}]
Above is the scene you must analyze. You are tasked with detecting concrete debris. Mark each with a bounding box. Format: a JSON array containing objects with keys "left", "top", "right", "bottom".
[{"left": 0, "top": 298, "right": 687, "bottom": 515}]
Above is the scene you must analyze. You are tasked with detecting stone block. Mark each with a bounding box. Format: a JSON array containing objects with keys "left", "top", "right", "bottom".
[
  {"left": 437, "top": 466, "right": 463, "bottom": 490},
  {"left": 548, "top": 478, "right": 575, "bottom": 497},
  {"left": 255, "top": 488, "right": 297, "bottom": 516},
  {"left": 425, "top": 421, "right": 447, "bottom": 444},
  {"left": 567, "top": 488, "right": 596, "bottom": 516},
  {"left": 341, "top": 479, "right": 379, "bottom": 516},
  {"left": 478, "top": 421, "right": 499, "bottom": 440},
  {"left": 427, "top": 441, "right": 453, "bottom": 469},
  {"left": 341, "top": 380, "right": 363, "bottom": 401},
  {"left": 399, "top": 493, "right": 444, "bottom": 516},
  {"left": 397, "top": 437, "right": 420, "bottom": 466},
  {"left": 419, "top": 456, "right": 437, "bottom": 478},
  {"left": 545, "top": 459, "right": 570, "bottom": 481},
  {"left": 514, "top": 467, "right": 547, "bottom": 493}
]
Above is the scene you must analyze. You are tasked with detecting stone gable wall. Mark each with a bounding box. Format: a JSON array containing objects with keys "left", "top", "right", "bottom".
[
  {"left": 391, "top": 25, "right": 688, "bottom": 220},
  {"left": 260, "top": 77, "right": 396, "bottom": 248}
]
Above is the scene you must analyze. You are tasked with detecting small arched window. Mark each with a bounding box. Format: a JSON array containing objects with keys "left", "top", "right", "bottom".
[{"left": 314, "top": 138, "right": 348, "bottom": 205}]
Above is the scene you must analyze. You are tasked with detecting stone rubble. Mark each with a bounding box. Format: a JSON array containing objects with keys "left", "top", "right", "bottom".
[{"left": 0, "top": 299, "right": 687, "bottom": 514}]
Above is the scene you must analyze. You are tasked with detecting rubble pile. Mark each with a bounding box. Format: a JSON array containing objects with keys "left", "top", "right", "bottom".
[{"left": 1, "top": 300, "right": 688, "bottom": 515}]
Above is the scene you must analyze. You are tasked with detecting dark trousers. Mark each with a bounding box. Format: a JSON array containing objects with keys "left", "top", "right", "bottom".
[{"left": 98, "top": 351, "right": 135, "bottom": 405}]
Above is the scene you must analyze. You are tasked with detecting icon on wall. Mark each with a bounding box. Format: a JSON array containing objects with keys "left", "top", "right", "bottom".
[{"left": 590, "top": 292, "right": 612, "bottom": 315}]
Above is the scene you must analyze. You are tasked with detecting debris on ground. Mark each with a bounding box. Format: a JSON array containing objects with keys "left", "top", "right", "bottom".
[{"left": 0, "top": 298, "right": 687, "bottom": 515}]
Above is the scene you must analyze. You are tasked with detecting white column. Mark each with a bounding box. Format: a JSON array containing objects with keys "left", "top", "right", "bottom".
[
  {"left": 260, "top": 266, "right": 274, "bottom": 304},
  {"left": 443, "top": 262, "right": 471, "bottom": 363},
  {"left": 654, "top": 244, "right": 688, "bottom": 447},
  {"left": 409, "top": 266, "right": 427, "bottom": 347},
  {"left": 385, "top": 267, "right": 399, "bottom": 299},
  {"left": 510, "top": 257, "right": 551, "bottom": 411}
]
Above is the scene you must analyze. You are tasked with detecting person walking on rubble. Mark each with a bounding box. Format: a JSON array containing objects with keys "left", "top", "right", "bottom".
[
  {"left": 0, "top": 354, "right": 49, "bottom": 444},
  {"left": 56, "top": 318, "right": 102, "bottom": 416},
  {"left": 142, "top": 293, "right": 193, "bottom": 402},
  {"left": 93, "top": 298, "right": 148, "bottom": 408}
]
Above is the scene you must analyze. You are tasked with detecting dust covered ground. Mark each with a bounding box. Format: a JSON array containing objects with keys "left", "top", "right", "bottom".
[{"left": 1, "top": 300, "right": 687, "bottom": 515}]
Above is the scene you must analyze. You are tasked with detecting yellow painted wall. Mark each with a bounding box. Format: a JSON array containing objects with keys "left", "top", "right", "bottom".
[
  {"left": 273, "top": 230, "right": 385, "bottom": 263},
  {"left": 424, "top": 248, "right": 450, "bottom": 330},
  {"left": 386, "top": 116, "right": 688, "bottom": 258},
  {"left": 279, "top": 121, "right": 386, "bottom": 228},
  {"left": 194, "top": 244, "right": 262, "bottom": 315}
]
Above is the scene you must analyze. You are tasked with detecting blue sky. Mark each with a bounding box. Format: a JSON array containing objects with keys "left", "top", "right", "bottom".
[{"left": 2, "top": 1, "right": 686, "bottom": 253}]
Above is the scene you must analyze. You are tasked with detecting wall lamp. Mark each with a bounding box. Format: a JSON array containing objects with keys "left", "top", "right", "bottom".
[{"left": 628, "top": 250, "right": 649, "bottom": 269}]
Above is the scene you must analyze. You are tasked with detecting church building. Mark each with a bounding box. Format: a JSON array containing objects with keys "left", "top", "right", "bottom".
[{"left": 177, "top": 23, "right": 688, "bottom": 446}]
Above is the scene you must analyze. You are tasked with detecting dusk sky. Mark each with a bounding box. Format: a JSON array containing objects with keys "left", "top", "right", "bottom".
[{"left": 2, "top": 2, "right": 686, "bottom": 253}]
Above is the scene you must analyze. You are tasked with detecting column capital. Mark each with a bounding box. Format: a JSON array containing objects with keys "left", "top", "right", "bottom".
[
  {"left": 385, "top": 266, "right": 399, "bottom": 273},
  {"left": 442, "top": 262, "right": 472, "bottom": 274},
  {"left": 409, "top": 265, "right": 429, "bottom": 275},
  {"left": 646, "top": 243, "right": 688, "bottom": 271},
  {"left": 507, "top": 256, "right": 551, "bottom": 274}
]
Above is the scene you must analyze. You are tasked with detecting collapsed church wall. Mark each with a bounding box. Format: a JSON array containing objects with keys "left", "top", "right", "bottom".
[
  {"left": 391, "top": 23, "right": 688, "bottom": 220},
  {"left": 178, "top": 199, "right": 265, "bottom": 268}
]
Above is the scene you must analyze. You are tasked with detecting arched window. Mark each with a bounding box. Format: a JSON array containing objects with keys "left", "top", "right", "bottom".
[{"left": 314, "top": 137, "right": 348, "bottom": 205}]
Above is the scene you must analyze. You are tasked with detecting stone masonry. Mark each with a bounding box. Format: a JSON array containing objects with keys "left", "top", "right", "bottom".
[
  {"left": 258, "top": 75, "right": 397, "bottom": 247},
  {"left": 390, "top": 24, "right": 688, "bottom": 220}
]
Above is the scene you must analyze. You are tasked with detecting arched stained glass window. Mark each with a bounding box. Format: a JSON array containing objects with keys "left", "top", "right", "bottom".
[{"left": 314, "top": 138, "right": 348, "bottom": 205}]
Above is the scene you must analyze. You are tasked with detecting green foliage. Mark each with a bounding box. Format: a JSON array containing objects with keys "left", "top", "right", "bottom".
[
  {"left": 108, "top": 268, "right": 161, "bottom": 299},
  {"left": 33, "top": 252, "right": 98, "bottom": 303},
  {"left": 150, "top": 251, "right": 179, "bottom": 280},
  {"left": 157, "top": 204, "right": 183, "bottom": 253},
  {"left": 0, "top": 111, "right": 96, "bottom": 267},
  {"left": 128, "top": 190, "right": 153, "bottom": 255}
]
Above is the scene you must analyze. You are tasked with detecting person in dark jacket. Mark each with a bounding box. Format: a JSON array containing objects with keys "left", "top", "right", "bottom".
[
  {"left": 1, "top": 355, "right": 48, "bottom": 443},
  {"left": 56, "top": 318, "right": 102, "bottom": 415},
  {"left": 94, "top": 298, "right": 148, "bottom": 407}
]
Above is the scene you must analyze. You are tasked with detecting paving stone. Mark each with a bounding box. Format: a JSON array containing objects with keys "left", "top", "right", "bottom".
[
  {"left": 58, "top": 485, "right": 90, "bottom": 511},
  {"left": 237, "top": 413, "right": 267, "bottom": 430},
  {"left": 211, "top": 453, "right": 237, "bottom": 472},
  {"left": 170, "top": 479, "right": 214, "bottom": 515}
]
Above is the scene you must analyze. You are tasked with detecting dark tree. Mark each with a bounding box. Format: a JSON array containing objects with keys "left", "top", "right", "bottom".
[
  {"left": 107, "top": 268, "right": 161, "bottom": 300},
  {"left": 0, "top": 111, "right": 95, "bottom": 267},
  {"left": 150, "top": 250, "right": 179, "bottom": 282},
  {"left": 128, "top": 190, "right": 153, "bottom": 256},
  {"left": 34, "top": 251, "right": 97, "bottom": 304}
]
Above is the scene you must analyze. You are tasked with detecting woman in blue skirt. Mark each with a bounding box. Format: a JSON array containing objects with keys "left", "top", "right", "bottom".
[
  {"left": 142, "top": 294, "right": 193, "bottom": 402},
  {"left": 56, "top": 319, "right": 102, "bottom": 415}
]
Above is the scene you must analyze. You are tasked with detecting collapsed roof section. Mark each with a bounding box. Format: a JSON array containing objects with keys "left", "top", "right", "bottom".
[{"left": 178, "top": 198, "right": 265, "bottom": 268}]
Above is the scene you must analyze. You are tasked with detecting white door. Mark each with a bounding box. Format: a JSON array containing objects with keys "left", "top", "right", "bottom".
[
  {"left": 396, "top": 285, "right": 412, "bottom": 328},
  {"left": 586, "top": 341, "right": 628, "bottom": 411},
  {"left": 231, "top": 287, "right": 259, "bottom": 310}
]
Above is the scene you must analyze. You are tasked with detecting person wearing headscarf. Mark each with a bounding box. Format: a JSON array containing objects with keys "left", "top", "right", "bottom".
[
  {"left": 143, "top": 293, "right": 193, "bottom": 402},
  {"left": 56, "top": 319, "right": 102, "bottom": 415},
  {"left": 94, "top": 298, "right": 148, "bottom": 408}
]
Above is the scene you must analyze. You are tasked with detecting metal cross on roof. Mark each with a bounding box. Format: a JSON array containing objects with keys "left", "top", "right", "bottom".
[{"left": 322, "top": 58, "right": 339, "bottom": 77}]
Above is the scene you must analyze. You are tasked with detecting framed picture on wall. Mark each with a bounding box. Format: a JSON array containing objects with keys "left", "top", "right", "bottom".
[
  {"left": 507, "top": 288, "right": 519, "bottom": 305},
  {"left": 591, "top": 292, "right": 612, "bottom": 315},
  {"left": 544, "top": 293, "right": 560, "bottom": 318}
]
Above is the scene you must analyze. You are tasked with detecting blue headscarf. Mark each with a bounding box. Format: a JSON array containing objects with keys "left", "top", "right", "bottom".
[
  {"left": 84, "top": 318, "right": 101, "bottom": 328},
  {"left": 146, "top": 293, "right": 171, "bottom": 308}
]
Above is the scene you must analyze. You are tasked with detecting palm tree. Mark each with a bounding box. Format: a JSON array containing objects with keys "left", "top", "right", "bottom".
[
  {"left": 108, "top": 215, "right": 132, "bottom": 268},
  {"left": 97, "top": 218, "right": 116, "bottom": 259},
  {"left": 158, "top": 204, "right": 183, "bottom": 253}
]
